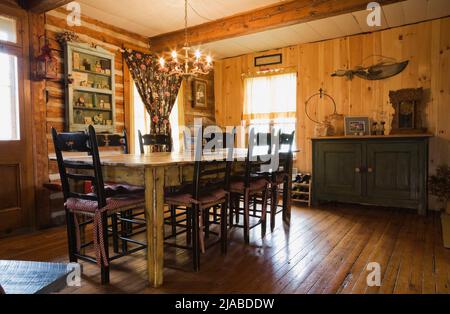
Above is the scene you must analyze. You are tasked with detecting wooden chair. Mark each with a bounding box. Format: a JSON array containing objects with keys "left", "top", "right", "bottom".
[
  {"left": 268, "top": 131, "right": 295, "bottom": 230},
  {"left": 229, "top": 129, "right": 272, "bottom": 244},
  {"left": 44, "top": 128, "right": 130, "bottom": 192},
  {"left": 52, "top": 125, "right": 146, "bottom": 285},
  {"left": 138, "top": 130, "right": 172, "bottom": 153},
  {"left": 164, "top": 130, "right": 234, "bottom": 271}
]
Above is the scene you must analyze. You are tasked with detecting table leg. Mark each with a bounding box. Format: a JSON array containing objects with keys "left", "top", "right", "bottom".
[
  {"left": 145, "top": 167, "right": 165, "bottom": 287},
  {"left": 283, "top": 163, "right": 293, "bottom": 224}
]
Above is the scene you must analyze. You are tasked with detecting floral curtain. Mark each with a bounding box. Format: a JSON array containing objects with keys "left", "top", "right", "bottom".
[{"left": 123, "top": 49, "right": 182, "bottom": 142}]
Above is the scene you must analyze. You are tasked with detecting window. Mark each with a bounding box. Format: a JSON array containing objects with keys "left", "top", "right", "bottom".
[
  {"left": 133, "top": 84, "right": 181, "bottom": 153},
  {"left": 0, "top": 15, "right": 17, "bottom": 44},
  {"left": 244, "top": 72, "right": 297, "bottom": 149},
  {"left": 0, "top": 52, "right": 20, "bottom": 141}
]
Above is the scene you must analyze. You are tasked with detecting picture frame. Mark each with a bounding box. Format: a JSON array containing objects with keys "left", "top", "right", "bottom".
[
  {"left": 254, "top": 54, "right": 282, "bottom": 67},
  {"left": 193, "top": 79, "right": 208, "bottom": 108},
  {"left": 344, "top": 116, "right": 370, "bottom": 136}
]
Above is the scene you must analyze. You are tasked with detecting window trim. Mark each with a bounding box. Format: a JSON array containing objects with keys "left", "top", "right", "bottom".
[{"left": 0, "top": 6, "right": 24, "bottom": 49}]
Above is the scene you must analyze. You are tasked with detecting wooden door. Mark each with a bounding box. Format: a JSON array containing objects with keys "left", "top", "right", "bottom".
[
  {"left": 0, "top": 6, "right": 34, "bottom": 236},
  {"left": 314, "top": 142, "right": 363, "bottom": 199},
  {"left": 366, "top": 142, "right": 419, "bottom": 201}
]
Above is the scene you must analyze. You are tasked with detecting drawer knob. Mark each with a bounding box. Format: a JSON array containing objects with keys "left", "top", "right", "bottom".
[
  {"left": 355, "top": 167, "right": 361, "bottom": 173},
  {"left": 368, "top": 167, "right": 374, "bottom": 173}
]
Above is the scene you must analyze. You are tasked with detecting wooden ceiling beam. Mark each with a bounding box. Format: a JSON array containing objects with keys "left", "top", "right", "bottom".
[
  {"left": 20, "top": 0, "right": 73, "bottom": 13},
  {"left": 150, "top": 0, "right": 406, "bottom": 52}
]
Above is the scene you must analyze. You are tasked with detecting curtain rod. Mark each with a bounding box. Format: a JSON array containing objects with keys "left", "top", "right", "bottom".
[{"left": 241, "top": 66, "right": 297, "bottom": 78}]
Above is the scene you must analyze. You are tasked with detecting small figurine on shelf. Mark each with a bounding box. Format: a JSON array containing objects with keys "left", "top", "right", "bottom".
[
  {"left": 95, "top": 61, "right": 101, "bottom": 73},
  {"left": 99, "top": 100, "right": 105, "bottom": 109},
  {"left": 93, "top": 113, "right": 104, "bottom": 125},
  {"left": 76, "top": 96, "right": 85, "bottom": 107},
  {"left": 372, "top": 122, "right": 378, "bottom": 135},
  {"left": 83, "top": 59, "right": 91, "bottom": 71},
  {"left": 379, "top": 121, "right": 386, "bottom": 135}
]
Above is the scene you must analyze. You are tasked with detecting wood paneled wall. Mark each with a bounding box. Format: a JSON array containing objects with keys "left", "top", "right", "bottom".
[
  {"left": 214, "top": 17, "right": 450, "bottom": 174},
  {"left": 182, "top": 72, "right": 216, "bottom": 127}
]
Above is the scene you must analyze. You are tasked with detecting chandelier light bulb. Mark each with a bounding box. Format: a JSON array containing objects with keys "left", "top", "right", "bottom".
[
  {"left": 159, "top": 57, "right": 165, "bottom": 67},
  {"left": 171, "top": 50, "right": 178, "bottom": 59},
  {"left": 195, "top": 50, "right": 201, "bottom": 60},
  {"left": 206, "top": 55, "right": 212, "bottom": 64}
]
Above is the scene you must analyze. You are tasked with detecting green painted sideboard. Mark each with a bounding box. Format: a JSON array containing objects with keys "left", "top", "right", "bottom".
[{"left": 312, "top": 134, "right": 432, "bottom": 215}]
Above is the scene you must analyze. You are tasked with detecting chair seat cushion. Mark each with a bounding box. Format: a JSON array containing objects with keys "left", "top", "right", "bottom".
[
  {"left": 66, "top": 193, "right": 145, "bottom": 214},
  {"left": 165, "top": 188, "right": 228, "bottom": 208},
  {"left": 229, "top": 178, "right": 269, "bottom": 193}
]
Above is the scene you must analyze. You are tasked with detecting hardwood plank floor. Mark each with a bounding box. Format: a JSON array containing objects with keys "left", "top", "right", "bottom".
[{"left": 0, "top": 204, "right": 449, "bottom": 294}]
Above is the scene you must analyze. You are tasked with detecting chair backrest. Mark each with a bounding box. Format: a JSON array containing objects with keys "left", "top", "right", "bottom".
[
  {"left": 52, "top": 125, "right": 107, "bottom": 208},
  {"left": 96, "top": 128, "right": 129, "bottom": 154},
  {"left": 279, "top": 131, "right": 295, "bottom": 174},
  {"left": 204, "top": 128, "right": 236, "bottom": 149},
  {"left": 191, "top": 129, "right": 235, "bottom": 200},
  {"left": 235, "top": 129, "right": 274, "bottom": 188},
  {"left": 138, "top": 130, "right": 172, "bottom": 154}
]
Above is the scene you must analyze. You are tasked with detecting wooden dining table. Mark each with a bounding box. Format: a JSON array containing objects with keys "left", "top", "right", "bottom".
[{"left": 50, "top": 149, "right": 293, "bottom": 287}]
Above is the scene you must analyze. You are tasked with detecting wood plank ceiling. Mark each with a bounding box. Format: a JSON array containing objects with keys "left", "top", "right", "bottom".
[
  {"left": 74, "top": 0, "right": 450, "bottom": 59},
  {"left": 197, "top": 0, "right": 450, "bottom": 59}
]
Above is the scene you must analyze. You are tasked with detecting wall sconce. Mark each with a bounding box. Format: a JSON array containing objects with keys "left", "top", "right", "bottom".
[{"left": 35, "top": 35, "right": 58, "bottom": 81}]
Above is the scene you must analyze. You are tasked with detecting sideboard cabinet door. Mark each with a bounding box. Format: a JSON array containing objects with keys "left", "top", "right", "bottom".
[
  {"left": 366, "top": 142, "right": 420, "bottom": 202},
  {"left": 315, "top": 142, "right": 363, "bottom": 200}
]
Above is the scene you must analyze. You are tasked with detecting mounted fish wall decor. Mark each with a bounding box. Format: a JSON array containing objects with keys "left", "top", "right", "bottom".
[{"left": 331, "top": 55, "right": 409, "bottom": 81}]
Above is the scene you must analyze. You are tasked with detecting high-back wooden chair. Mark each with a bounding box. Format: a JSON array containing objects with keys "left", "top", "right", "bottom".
[
  {"left": 228, "top": 129, "right": 272, "bottom": 244},
  {"left": 52, "top": 125, "right": 146, "bottom": 285},
  {"left": 164, "top": 129, "right": 235, "bottom": 271},
  {"left": 96, "top": 128, "right": 129, "bottom": 154},
  {"left": 138, "top": 130, "right": 172, "bottom": 153}
]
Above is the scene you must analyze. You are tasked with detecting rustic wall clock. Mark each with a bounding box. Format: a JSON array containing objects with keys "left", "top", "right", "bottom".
[{"left": 389, "top": 88, "right": 426, "bottom": 134}]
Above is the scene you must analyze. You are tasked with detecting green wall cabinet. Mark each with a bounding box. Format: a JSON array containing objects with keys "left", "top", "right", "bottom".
[{"left": 312, "top": 135, "right": 431, "bottom": 215}]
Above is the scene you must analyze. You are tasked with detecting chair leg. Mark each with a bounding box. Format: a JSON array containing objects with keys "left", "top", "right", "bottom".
[
  {"left": 111, "top": 214, "right": 119, "bottom": 254},
  {"left": 170, "top": 206, "right": 177, "bottom": 237},
  {"left": 261, "top": 188, "right": 269, "bottom": 238},
  {"left": 120, "top": 212, "right": 128, "bottom": 253},
  {"left": 192, "top": 205, "right": 200, "bottom": 272},
  {"left": 243, "top": 191, "right": 250, "bottom": 244},
  {"left": 204, "top": 208, "right": 210, "bottom": 239},
  {"left": 235, "top": 197, "right": 240, "bottom": 224},
  {"left": 271, "top": 184, "right": 278, "bottom": 231},
  {"left": 186, "top": 210, "right": 192, "bottom": 246},
  {"left": 65, "top": 209, "right": 78, "bottom": 263},
  {"left": 253, "top": 196, "right": 257, "bottom": 216},
  {"left": 228, "top": 195, "right": 234, "bottom": 228},
  {"left": 100, "top": 213, "right": 110, "bottom": 285},
  {"left": 220, "top": 199, "right": 228, "bottom": 254}
]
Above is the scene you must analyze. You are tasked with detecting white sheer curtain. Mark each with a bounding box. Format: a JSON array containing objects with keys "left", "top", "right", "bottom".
[
  {"left": 243, "top": 72, "right": 297, "bottom": 149},
  {"left": 244, "top": 72, "right": 297, "bottom": 120}
]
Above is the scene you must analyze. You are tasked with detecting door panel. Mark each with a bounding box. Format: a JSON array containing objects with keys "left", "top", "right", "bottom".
[
  {"left": 316, "top": 143, "right": 363, "bottom": 198},
  {"left": 0, "top": 8, "right": 34, "bottom": 236},
  {"left": 367, "top": 143, "right": 419, "bottom": 200}
]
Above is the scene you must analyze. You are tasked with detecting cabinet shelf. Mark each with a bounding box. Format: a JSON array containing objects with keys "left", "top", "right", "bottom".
[
  {"left": 65, "top": 42, "right": 116, "bottom": 133},
  {"left": 73, "top": 86, "right": 113, "bottom": 95},
  {"left": 72, "top": 68, "right": 112, "bottom": 78},
  {"left": 73, "top": 106, "right": 112, "bottom": 112}
]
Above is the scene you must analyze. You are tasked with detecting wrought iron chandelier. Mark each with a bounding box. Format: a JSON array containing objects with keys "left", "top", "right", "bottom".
[{"left": 158, "top": 0, "right": 213, "bottom": 77}]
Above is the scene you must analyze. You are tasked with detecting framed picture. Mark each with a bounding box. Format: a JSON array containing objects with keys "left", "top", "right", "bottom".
[
  {"left": 344, "top": 116, "right": 370, "bottom": 136},
  {"left": 193, "top": 79, "right": 207, "bottom": 108},
  {"left": 254, "top": 54, "right": 282, "bottom": 67}
]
